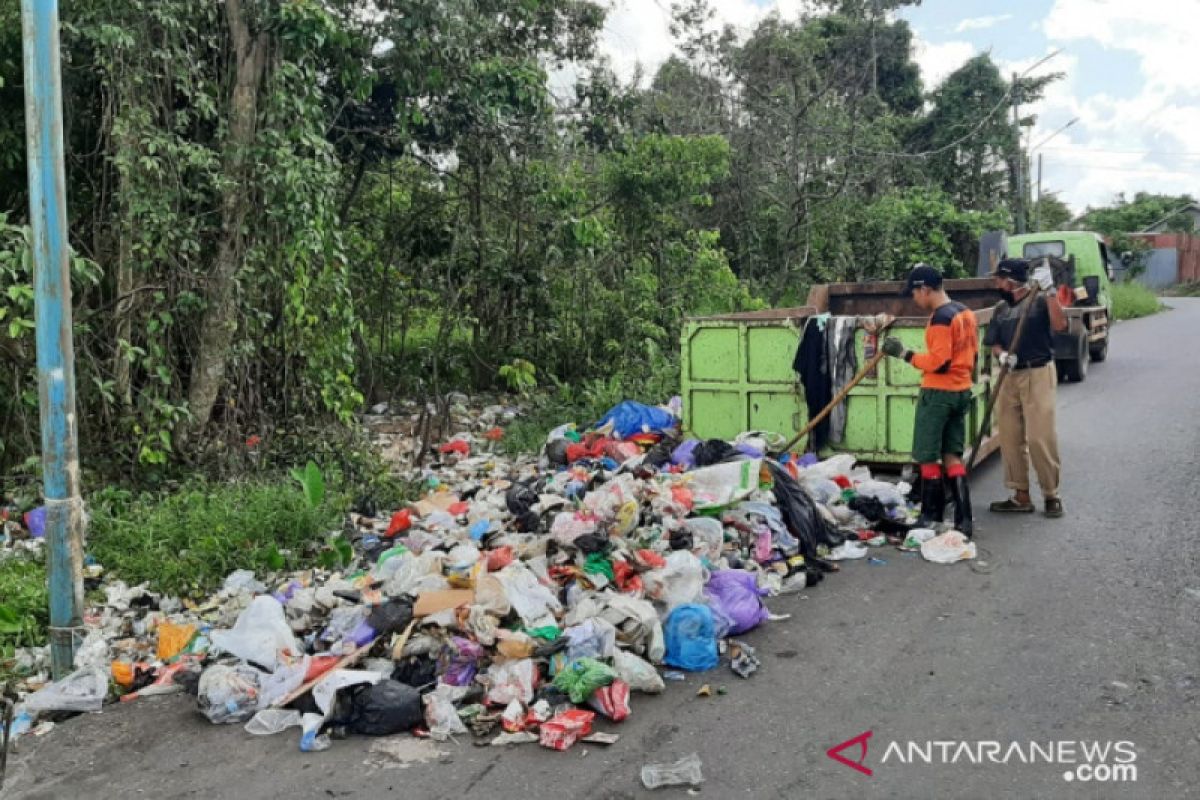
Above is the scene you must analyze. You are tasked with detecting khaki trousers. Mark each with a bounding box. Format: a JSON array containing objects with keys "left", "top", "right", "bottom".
[{"left": 997, "top": 364, "right": 1060, "bottom": 499}]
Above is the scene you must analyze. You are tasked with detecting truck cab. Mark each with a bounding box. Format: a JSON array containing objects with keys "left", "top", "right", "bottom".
[{"left": 1004, "top": 231, "right": 1113, "bottom": 382}]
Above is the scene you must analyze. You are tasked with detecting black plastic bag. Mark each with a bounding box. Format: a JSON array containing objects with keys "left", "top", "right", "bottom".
[
  {"left": 767, "top": 461, "right": 844, "bottom": 565},
  {"left": 348, "top": 680, "right": 423, "bottom": 735},
  {"left": 393, "top": 656, "right": 439, "bottom": 692},
  {"left": 693, "top": 439, "right": 738, "bottom": 467},
  {"left": 367, "top": 599, "right": 414, "bottom": 636}
]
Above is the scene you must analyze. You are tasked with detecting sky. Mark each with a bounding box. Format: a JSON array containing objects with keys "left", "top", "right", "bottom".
[{"left": 592, "top": 0, "right": 1200, "bottom": 215}]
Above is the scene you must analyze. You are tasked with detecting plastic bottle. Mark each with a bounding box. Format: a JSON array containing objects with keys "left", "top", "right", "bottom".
[{"left": 641, "top": 752, "right": 704, "bottom": 789}]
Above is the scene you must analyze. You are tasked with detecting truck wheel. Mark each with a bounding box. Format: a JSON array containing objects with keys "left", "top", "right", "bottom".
[
  {"left": 1059, "top": 339, "right": 1090, "bottom": 383},
  {"left": 1089, "top": 337, "right": 1108, "bottom": 363}
]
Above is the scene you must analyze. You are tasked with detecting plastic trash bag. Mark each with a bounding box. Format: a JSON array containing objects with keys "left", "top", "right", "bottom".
[
  {"left": 688, "top": 459, "right": 763, "bottom": 510},
  {"left": 565, "top": 618, "right": 617, "bottom": 663},
  {"left": 222, "top": 568, "right": 266, "bottom": 595},
  {"left": 921, "top": 530, "right": 977, "bottom": 564},
  {"left": 828, "top": 540, "right": 868, "bottom": 560},
  {"left": 438, "top": 636, "right": 485, "bottom": 686},
  {"left": 594, "top": 401, "right": 678, "bottom": 439},
  {"left": 23, "top": 666, "right": 108, "bottom": 713},
  {"left": 210, "top": 595, "right": 299, "bottom": 672},
  {"left": 552, "top": 658, "right": 617, "bottom": 704},
  {"left": 587, "top": 679, "right": 631, "bottom": 722},
  {"left": 644, "top": 550, "right": 706, "bottom": 608},
  {"left": 483, "top": 658, "right": 537, "bottom": 706},
  {"left": 197, "top": 663, "right": 262, "bottom": 724},
  {"left": 349, "top": 679, "right": 424, "bottom": 735},
  {"left": 855, "top": 480, "right": 910, "bottom": 508},
  {"left": 382, "top": 550, "right": 447, "bottom": 597},
  {"left": 704, "top": 570, "right": 770, "bottom": 635},
  {"left": 424, "top": 682, "right": 468, "bottom": 741},
  {"left": 493, "top": 563, "right": 562, "bottom": 627},
  {"left": 662, "top": 604, "right": 719, "bottom": 672},
  {"left": 642, "top": 752, "right": 704, "bottom": 789},
  {"left": 245, "top": 708, "right": 304, "bottom": 736},
  {"left": 613, "top": 649, "right": 665, "bottom": 694},
  {"left": 804, "top": 454, "right": 856, "bottom": 481},
  {"left": 684, "top": 517, "right": 725, "bottom": 562}
]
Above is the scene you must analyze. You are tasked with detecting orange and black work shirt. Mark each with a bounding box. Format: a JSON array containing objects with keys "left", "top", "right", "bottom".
[{"left": 909, "top": 301, "right": 978, "bottom": 391}]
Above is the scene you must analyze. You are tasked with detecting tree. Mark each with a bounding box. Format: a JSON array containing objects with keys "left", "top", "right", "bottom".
[
  {"left": 1032, "top": 194, "right": 1072, "bottom": 232},
  {"left": 1077, "top": 192, "right": 1197, "bottom": 235}
]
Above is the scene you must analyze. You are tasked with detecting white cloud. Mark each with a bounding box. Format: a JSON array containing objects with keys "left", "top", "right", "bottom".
[
  {"left": 954, "top": 14, "right": 1012, "bottom": 33},
  {"left": 912, "top": 36, "right": 975, "bottom": 89}
]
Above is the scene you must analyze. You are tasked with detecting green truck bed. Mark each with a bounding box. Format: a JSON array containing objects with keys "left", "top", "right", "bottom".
[{"left": 681, "top": 278, "right": 1003, "bottom": 467}]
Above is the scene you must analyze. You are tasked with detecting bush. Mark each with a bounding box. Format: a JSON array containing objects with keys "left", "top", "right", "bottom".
[
  {"left": 1111, "top": 282, "right": 1162, "bottom": 321},
  {"left": 0, "top": 556, "right": 49, "bottom": 658},
  {"left": 88, "top": 479, "right": 342, "bottom": 598}
]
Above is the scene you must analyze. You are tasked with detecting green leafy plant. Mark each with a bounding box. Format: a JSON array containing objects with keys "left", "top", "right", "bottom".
[
  {"left": 290, "top": 460, "right": 326, "bottom": 509},
  {"left": 498, "top": 358, "right": 537, "bottom": 394}
]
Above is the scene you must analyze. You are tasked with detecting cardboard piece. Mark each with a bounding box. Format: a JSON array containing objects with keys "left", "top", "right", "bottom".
[{"left": 413, "top": 589, "right": 474, "bottom": 617}]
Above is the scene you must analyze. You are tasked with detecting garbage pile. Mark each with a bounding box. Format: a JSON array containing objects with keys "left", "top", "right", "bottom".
[{"left": 4, "top": 398, "right": 970, "bottom": 755}]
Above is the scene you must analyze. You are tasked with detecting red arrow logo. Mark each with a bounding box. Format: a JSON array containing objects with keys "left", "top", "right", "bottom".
[{"left": 827, "top": 730, "right": 873, "bottom": 776}]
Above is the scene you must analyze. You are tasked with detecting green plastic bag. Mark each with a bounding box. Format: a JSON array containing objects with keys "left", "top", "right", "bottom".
[
  {"left": 552, "top": 657, "right": 617, "bottom": 703},
  {"left": 583, "top": 553, "right": 614, "bottom": 583}
]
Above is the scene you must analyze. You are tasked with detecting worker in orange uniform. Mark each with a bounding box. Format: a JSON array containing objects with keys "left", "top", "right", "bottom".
[{"left": 881, "top": 264, "right": 980, "bottom": 535}]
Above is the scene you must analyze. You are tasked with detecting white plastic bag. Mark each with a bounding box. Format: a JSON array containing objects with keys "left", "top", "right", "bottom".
[
  {"left": 197, "top": 663, "right": 263, "bottom": 724},
  {"left": 494, "top": 563, "right": 562, "bottom": 626},
  {"left": 855, "top": 480, "right": 910, "bottom": 508},
  {"left": 688, "top": 459, "right": 763, "bottom": 510},
  {"left": 564, "top": 618, "right": 617, "bottom": 662},
  {"left": 644, "top": 550, "right": 705, "bottom": 608},
  {"left": 684, "top": 517, "right": 725, "bottom": 561},
  {"left": 223, "top": 569, "right": 266, "bottom": 595},
  {"left": 613, "top": 649, "right": 665, "bottom": 694},
  {"left": 828, "top": 541, "right": 868, "bottom": 560},
  {"left": 805, "top": 454, "right": 856, "bottom": 481},
  {"left": 210, "top": 595, "right": 299, "bottom": 671},
  {"left": 424, "top": 682, "right": 468, "bottom": 741},
  {"left": 23, "top": 666, "right": 108, "bottom": 713},
  {"left": 483, "top": 659, "right": 536, "bottom": 706},
  {"left": 382, "top": 550, "right": 447, "bottom": 597},
  {"left": 921, "top": 531, "right": 977, "bottom": 564},
  {"left": 245, "top": 708, "right": 304, "bottom": 735}
]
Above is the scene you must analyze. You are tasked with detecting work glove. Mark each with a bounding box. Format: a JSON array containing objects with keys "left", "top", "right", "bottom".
[
  {"left": 997, "top": 351, "right": 1018, "bottom": 369},
  {"left": 881, "top": 336, "right": 909, "bottom": 360},
  {"left": 1032, "top": 265, "right": 1054, "bottom": 291}
]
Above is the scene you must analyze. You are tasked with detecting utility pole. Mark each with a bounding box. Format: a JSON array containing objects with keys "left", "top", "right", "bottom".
[
  {"left": 1011, "top": 72, "right": 1025, "bottom": 234},
  {"left": 1034, "top": 152, "right": 1043, "bottom": 232},
  {"left": 21, "top": 0, "right": 85, "bottom": 677}
]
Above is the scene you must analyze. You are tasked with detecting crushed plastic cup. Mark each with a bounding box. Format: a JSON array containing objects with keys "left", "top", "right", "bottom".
[{"left": 641, "top": 752, "right": 704, "bottom": 789}]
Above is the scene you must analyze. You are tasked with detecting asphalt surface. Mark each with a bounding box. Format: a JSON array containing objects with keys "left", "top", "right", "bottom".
[{"left": 7, "top": 299, "right": 1199, "bottom": 800}]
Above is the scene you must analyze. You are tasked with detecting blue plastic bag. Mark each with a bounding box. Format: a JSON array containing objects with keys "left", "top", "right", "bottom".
[
  {"left": 595, "top": 401, "right": 678, "bottom": 440},
  {"left": 663, "top": 603, "right": 719, "bottom": 671},
  {"left": 704, "top": 569, "right": 769, "bottom": 635}
]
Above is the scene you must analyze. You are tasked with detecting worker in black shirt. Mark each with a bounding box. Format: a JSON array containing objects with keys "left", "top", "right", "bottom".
[{"left": 984, "top": 258, "right": 1068, "bottom": 518}]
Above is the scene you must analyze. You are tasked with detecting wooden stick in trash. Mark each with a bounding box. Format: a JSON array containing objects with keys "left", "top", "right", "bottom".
[
  {"left": 965, "top": 284, "right": 1042, "bottom": 474},
  {"left": 778, "top": 320, "right": 894, "bottom": 455},
  {"left": 271, "top": 634, "right": 383, "bottom": 709}
]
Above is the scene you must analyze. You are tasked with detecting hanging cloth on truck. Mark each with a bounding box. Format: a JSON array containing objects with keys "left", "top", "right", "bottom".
[
  {"left": 826, "top": 316, "right": 858, "bottom": 445},
  {"left": 792, "top": 314, "right": 831, "bottom": 451}
]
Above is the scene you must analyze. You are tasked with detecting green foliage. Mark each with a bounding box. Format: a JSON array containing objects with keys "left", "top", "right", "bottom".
[
  {"left": 88, "top": 480, "right": 340, "bottom": 597},
  {"left": 1110, "top": 282, "right": 1163, "bottom": 321},
  {"left": 0, "top": 557, "right": 49, "bottom": 657},
  {"left": 498, "top": 359, "right": 537, "bottom": 394},
  {"left": 1078, "top": 193, "right": 1196, "bottom": 236},
  {"left": 290, "top": 460, "right": 326, "bottom": 509}
]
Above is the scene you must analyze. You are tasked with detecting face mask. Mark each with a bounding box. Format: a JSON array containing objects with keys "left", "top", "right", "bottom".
[{"left": 1000, "top": 290, "right": 1018, "bottom": 305}]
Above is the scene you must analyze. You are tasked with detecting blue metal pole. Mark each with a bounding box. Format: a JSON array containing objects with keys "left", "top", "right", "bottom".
[{"left": 21, "top": 0, "right": 84, "bottom": 678}]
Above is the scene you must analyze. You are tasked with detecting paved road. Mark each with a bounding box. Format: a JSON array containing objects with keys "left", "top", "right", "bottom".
[{"left": 8, "top": 300, "right": 1199, "bottom": 800}]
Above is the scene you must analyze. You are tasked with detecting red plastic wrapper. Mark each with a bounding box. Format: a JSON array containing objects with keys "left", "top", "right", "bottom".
[
  {"left": 538, "top": 709, "right": 595, "bottom": 751},
  {"left": 633, "top": 549, "right": 667, "bottom": 570},
  {"left": 486, "top": 545, "right": 515, "bottom": 572},
  {"left": 832, "top": 475, "right": 852, "bottom": 489},
  {"left": 603, "top": 440, "right": 641, "bottom": 463},
  {"left": 587, "top": 680, "right": 631, "bottom": 722},
  {"left": 612, "top": 560, "right": 644, "bottom": 594},
  {"left": 385, "top": 509, "right": 412, "bottom": 537},
  {"left": 447, "top": 500, "right": 470, "bottom": 516},
  {"left": 484, "top": 426, "right": 505, "bottom": 441},
  {"left": 439, "top": 440, "right": 471, "bottom": 457},
  {"left": 670, "top": 484, "right": 694, "bottom": 511},
  {"left": 304, "top": 655, "right": 342, "bottom": 682}
]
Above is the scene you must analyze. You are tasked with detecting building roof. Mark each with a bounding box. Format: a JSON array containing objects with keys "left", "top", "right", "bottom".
[{"left": 1139, "top": 202, "right": 1200, "bottom": 233}]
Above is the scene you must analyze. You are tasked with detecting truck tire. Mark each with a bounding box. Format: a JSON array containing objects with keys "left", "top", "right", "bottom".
[
  {"left": 1089, "top": 337, "right": 1108, "bottom": 362},
  {"left": 1058, "top": 338, "right": 1090, "bottom": 383}
]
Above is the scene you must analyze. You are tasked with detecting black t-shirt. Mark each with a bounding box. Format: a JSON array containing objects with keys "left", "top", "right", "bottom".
[{"left": 984, "top": 295, "right": 1055, "bottom": 366}]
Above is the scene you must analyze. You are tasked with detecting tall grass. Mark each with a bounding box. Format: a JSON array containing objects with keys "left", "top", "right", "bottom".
[{"left": 1110, "top": 282, "right": 1162, "bottom": 320}]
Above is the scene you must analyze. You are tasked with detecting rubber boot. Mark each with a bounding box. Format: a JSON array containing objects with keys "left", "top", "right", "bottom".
[
  {"left": 916, "top": 476, "right": 945, "bottom": 528},
  {"left": 948, "top": 476, "right": 974, "bottom": 538}
]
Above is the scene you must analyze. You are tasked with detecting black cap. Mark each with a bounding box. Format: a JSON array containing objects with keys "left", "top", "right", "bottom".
[
  {"left": 900, "top": 263, "right": 943, "bottom": 297},
  {"left": 993, "top": 258, "right": 1029, "bottom": 283}
]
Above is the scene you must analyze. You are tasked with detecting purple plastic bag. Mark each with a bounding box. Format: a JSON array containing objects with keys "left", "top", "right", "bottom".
[
  {"left": 671, "top": 439, "right": 699, "bottom": 469},
  {"left": 24, "top": 506, "right": 46, "bottom": 538},
  {"left": 704, "top": 569, "right": 770, "bottom": 635},
  {"left": 438, "top": 636, "right": 484, "bottom": 686}
]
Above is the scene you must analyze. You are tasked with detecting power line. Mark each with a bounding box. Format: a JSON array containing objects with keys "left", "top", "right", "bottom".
[{"left": 1041, "top": 145, "right": 1200, "bottom": 159}]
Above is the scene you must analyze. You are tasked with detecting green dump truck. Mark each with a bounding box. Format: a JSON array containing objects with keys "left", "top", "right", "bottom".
[
  {"left": 1002, "top": 231, "right": 1114, "bottom": 382},
  {"left": 680, "top": 278, "right": 1004, "bottom": 468}
]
